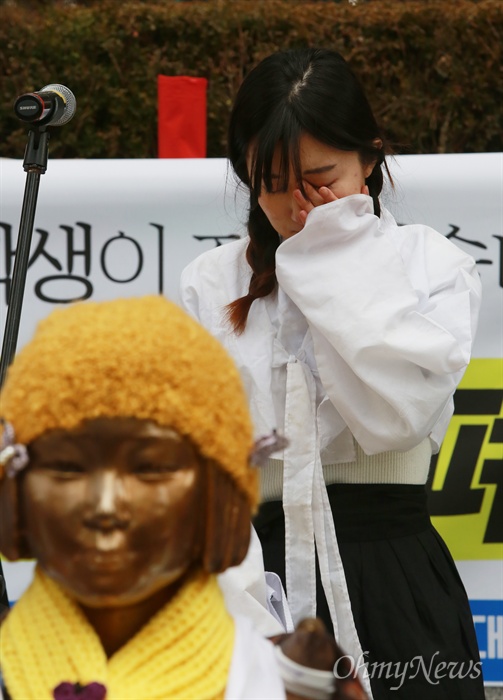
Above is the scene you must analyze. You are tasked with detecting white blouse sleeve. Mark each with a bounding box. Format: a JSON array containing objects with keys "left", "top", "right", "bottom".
[{"left": 275, "top": 194, "right": 482, "bottom": 454}]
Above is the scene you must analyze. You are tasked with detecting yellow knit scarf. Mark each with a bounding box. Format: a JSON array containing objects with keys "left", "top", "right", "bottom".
[{"left": 1, "top": 567, "right": 234, "bottom": 700}]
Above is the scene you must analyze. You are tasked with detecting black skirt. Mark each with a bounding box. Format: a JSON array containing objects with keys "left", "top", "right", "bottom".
[{"left": 253, "top": 484, "right": 485, "bottom": 700}]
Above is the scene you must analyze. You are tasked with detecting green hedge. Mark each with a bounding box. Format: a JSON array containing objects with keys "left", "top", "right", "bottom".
[{"left": 0, "top": 0, "right": 501, "bottom": 158}]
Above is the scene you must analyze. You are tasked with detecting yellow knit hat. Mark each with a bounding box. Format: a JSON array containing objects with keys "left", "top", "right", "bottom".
[{"left": 0, "top": 295, "right": 258, "bottom": 507}]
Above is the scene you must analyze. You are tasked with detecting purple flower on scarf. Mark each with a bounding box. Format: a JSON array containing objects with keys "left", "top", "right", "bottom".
[{"left": 53, "top": 682, "right": 107, "bottom": 700}]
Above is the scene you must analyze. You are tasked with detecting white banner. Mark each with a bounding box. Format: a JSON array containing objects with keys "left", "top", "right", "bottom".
[
  {"left": 1, "top": 153, "right": 502, "bottom": 684},
  {"left": 0, "top": 154, "right": 501, "bottom": 356}
]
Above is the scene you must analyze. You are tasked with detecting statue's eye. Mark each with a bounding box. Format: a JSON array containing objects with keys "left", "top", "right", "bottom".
[
  {"left": 46, "top": 460, "right": 85, "bottom": 475},
  {"left": 133, "top": 461, "right": 179, "bottom": 476}
]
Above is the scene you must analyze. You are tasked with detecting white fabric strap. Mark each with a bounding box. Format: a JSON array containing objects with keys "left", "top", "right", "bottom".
[
  {"left": 272, "top": 340, "right": 374, "bottom": 699},
  {"left": 282, "top": 352, "right": 317, "bottom": 623},
  {"left": 312, "top": 454, "right": 373, "bottom": 698}
]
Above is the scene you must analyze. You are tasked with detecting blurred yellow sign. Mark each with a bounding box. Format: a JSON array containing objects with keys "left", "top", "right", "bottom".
[{"left": 430, "top": 359, "right": 503, "bottom": 561}]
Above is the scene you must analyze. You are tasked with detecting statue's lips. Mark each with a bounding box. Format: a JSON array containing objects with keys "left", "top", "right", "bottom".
[
  {"left": 83, "top": 550, "right": 127, "bottom": 572},
  {"left": 83, "top": 529, "right": 127, "bottom": 551},
  {"left": 77, "top": 531, "right": 130, "bottom": 570}
]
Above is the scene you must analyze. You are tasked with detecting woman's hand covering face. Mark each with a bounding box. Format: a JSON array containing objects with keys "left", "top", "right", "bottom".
[{"left": 292, "top": 181, "right": 370, "bottom": 229}]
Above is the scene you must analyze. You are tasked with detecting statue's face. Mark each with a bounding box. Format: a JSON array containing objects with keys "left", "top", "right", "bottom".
[{"left": 21, "top": 417, "right": 205, "bottom": 607}]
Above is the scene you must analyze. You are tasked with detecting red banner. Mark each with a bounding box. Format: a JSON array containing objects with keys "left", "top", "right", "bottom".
[{"left": 157, "top": 75, "right": 207, "bottom": 158}]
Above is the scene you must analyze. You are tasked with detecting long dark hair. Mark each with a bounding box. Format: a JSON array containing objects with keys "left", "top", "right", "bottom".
[{"left": 227, "top": 47, "right": 391, "bottom": 333}]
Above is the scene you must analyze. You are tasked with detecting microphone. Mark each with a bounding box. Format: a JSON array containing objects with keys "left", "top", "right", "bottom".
[{"left": 14, "top": 84, "right": 76, "bottom": 127}]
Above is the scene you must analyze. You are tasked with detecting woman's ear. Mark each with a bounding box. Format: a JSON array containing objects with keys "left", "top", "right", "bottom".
[
  {"left": 364, "top": 138, "right": 384, "bottom": 179},
  {"left": 202, "top": 460, "right": 252, "bottom": 574},
  {"left": 363, "top": 163, "right": 375, "bottom": 179}
]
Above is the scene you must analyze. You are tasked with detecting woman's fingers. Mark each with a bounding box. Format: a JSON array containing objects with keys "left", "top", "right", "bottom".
[
  {"left": 298, "top": 209, "right": 308, "bottom": 226},
  {"left": 302, "top": 181, "right": 325, "bottom": 206},
  {"left": 292, "top": 182, "right": 340, "bottom": 228},
  {"left": 302, "top": 181, "right": 338, "bottom": 206},
  {"left": 293, "top": 188, "right": 314, "bottom": 227},
  {"left": 317, "top": 185, "right": 338, "bottom": 203},
  {"left": 293, "top": 187, "right": 313, "bottom": 210}
]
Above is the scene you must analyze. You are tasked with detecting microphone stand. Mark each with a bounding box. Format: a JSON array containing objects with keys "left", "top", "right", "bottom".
[{"left": 0, "top": 124, "right": 50, "bottom": 609}]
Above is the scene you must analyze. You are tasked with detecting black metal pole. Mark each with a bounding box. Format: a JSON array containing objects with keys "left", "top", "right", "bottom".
[
  {"left": 0, "top": 126, "right": 49, "bottom": 609},
  {"left": 0, "top": 172, "right": 42, "bottom": 385}
]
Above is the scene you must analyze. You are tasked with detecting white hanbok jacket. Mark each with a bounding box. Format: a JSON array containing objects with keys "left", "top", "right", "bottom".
[{"left": 180, "top": 194, "right": 482, "bottom": 697}]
